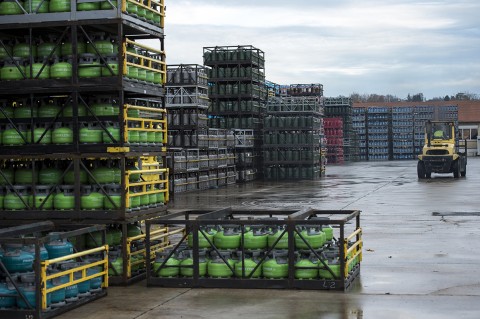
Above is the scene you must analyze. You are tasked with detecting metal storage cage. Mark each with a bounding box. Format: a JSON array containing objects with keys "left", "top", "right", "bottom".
[
  {"left": 0, "top": 222, "right": 108, "bottom": 319},
  {"left": 263, "top": 96, "right": 324, "bottom": 180},
  {"left": 324, "top": 97, "right": 353, "bottom": 161},
  {"left": 0, "top": 0, "right": 169, "bottom": 287},
  {"left": 204, "top": 45, "right": 266, "bottom": 182},
  {"left": 145, "top": 208, "right": 362, "bottom": 291}
]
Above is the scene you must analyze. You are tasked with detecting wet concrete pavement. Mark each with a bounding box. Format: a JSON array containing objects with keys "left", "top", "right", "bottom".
[{"left": 60, "top": 158, "right": 480, "bottom": 319}]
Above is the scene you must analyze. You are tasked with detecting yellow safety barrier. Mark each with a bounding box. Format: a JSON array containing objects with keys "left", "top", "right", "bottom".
[
  {"left": 123, "top": 0, "right": 165, "bottom": 28},
  {"left": 123, "top": 39, "right": 166, "bottom": 84},
  {"left": 344, "top": 227, "right": 363, "bottom": 277},
  {"left": 124, "top": 104, "right": 167, "bottom": 145},
  {"left": 40, "top": 245, "right": 109, "bottom": 310},
  {"left": 125, "top": 167, "right": 169, "bottom": 204}
]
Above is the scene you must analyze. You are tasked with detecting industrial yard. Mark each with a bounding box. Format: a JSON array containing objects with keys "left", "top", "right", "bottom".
[
  {"left": 1, "top": 1, "right": 479, "bottom": 319},
  {"left": 57, "top": 158, "right": 480, "bottom": 319}
]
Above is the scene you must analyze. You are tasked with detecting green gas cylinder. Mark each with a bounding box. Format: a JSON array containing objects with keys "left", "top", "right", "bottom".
[
  {"left": 101, "top": 54, "right": 119, "bottom": 76},
  {"left": 207, "top": 250, "right": 234, "bottom": 278},
  {"left": 90, "top": 99, "right": 115, "bottom": 116},
  {"left": 79, "top": 123, "right": 103, "bottom": 143},
  {"left": 155, "top": 131, "right": 163, "bottom": 144},
  {"left": 234, "top": 251, "right": 262, "bottom": 278},
  {"left": 295, "top": 226, "right": 326, "bottom": 250},
  {"left": 187, "top": 226, "right": 217, "bottom": 248},
  {"left": 155, "top": 188, "right": 165, "bottom": 204},
  {"left": 28, "top": 186, "right": 54, "bottom": 210},
  {"left": 77, "top": 0, "right": 99, "bottom": 10},
  {"left": 127, "top": 127, "right": 140, "bottom": 144},
  {"left": 102, "top": 124, "right": 121, "bottom": 143},
  {"left": 26, "top": 61, "right": 50, "bottom": 79},
  {"left": 243, "top": 226, "right": 268, "bottom": 250},
  {"left": 127, "top": 189, "right": 141, "bottom": 209},
  {"left": 267, "top": 226, "right": 289, "bottom": 249},
  {"left": 1, "top": 58, "right": 25, "bottom": 81},
  {"left": 146, "top": 130, "right": 156, "bottom": 144},
  {"left": 13, "top": 40, "right": 36, "bottom": 59},
  {"left": 125, "top": 0, "right": 137, "bottom": 15},
  {"left": 49, "top": 0, "right": 70, "bottom": 12},
  {"left": 80, "top": 186, "right": 104, "bottom": 210},
  {"left": 104, "top": 185, "right": 122, "bottom": 210},
  {"left": 179, "top": 249, "right": 208, "bottom": 277},
  {"left": 294, "top": 253, "right": 318, "bottom": 280},
  {"left": 213, "top": 225, "right": 241, "bottom": 250},
  {"left": 108, "top": 252, "right": 124, "bottom": 276},
  {"left": 100, "top": 0, "right": 114, "bottom": 10},
  {"left": 24, "top": 0, "right": 49, "bottom": 13},
  {"left": 50, "top": 58, "right": 72, "bottom": 79},
  {"left": 0, "top": 167, "right": 14, "bottom": 185},
  {"left": 0, "top": 41, "right": 13, "bottom": 60},
  {"left": 52, "top": 126, "right": 73, "bottom": 144},
  {"left": 4, "top": 186, "right": 30, "bottom": 210},
  {"left": 139, "top": 192, "right": 149, "bottom": 207},
  {"left": 38, "top": 102, "right": 61, "bottom": 118},
  {"left": 318, "top": 259, "right": 341, "bottom": 280},
  {"left": 64, "top": 169, "right": 88, "bottom": 184},
  {"left": 107, "top": 226, "right": 122, "bottom": 246},
  {"left": 310, "top": 217, "right": 334, "bottom": 242},
  {"left": 126, "top": 163, "right": 141, "bottom": 182},
  {"left": 39, "top": 166, "right": 62, "bottom": 185},
  {"left": 27, "top": 126, "right": 52, "bottom": 144},
  {"left": 153, "top": 250, "right": 180, "bottom": 277},
  {"left": 78, "top": 53, "right": 101, "bottom": 78},
  {"left": 0, "top": 105, "right": 14, "bottom": 119},
  {"left": 87, "top": 35, "right": 114, "bottom": 55},
  {"left": 14, "top": 166, "right": 38, "bottom": 184},
  {"left": 89, "top": 165, "right": 119, "bottom": 184},
  {"left": 53, "top": 186, "right": 75, "bottom": 210},
  {"left": 262, "top": 251, "right": 289, "bottom": 279},
  {"left": 126, "top": 223, "right": 142, "bottom": 237},
  {"left": 14, "top": 104, "right": 37, "bottom": 119},
  {"left": 85, "top": 230, "right": 111, "bottom": 248},
  {"left": 62, "top": 101, "right": 86, "bottom": 117},
  {"left": 61, "top": 37, "right": 87, "bottom": 56},
  {"left": 37, "top": 36, "right": 60, "bottom": 59},
  {"left": 0, "top": 0, "right": 23, "bottom": 15}
]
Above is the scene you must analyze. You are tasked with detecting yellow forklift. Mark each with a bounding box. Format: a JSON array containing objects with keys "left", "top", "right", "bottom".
[{"left": 417, "top": 120, "right": 467, "bottom": 179}]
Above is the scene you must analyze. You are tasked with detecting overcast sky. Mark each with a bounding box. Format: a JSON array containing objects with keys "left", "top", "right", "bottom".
[{"left": 164, "top": 0, "right": 480, "bottom": 99}]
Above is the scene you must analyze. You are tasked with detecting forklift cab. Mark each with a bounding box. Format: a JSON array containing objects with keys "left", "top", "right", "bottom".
[{"left": 432, "top": 122, "right": 451, "bottom": 140}]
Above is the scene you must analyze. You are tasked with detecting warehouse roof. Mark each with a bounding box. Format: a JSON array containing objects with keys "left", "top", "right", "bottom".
[{"left": 352, "top": 100, "right": 480, "bottom": 123}]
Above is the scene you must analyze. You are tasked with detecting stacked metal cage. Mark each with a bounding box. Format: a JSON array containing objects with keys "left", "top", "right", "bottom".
[
  {"left": 204, "top": 45, "right": 266, "bottom": 182},
  {"left": 263, "top": 95, "right": 325, "bottom": 180},
  {"left": 324, "top": 97, "right": 354, "bottom": 162},
  {"left": 166, "top": 64, "right": 236, "bottom": 193},
  {"left": 0, "top": 222, "right": 109, "bottom": 318},
  {"left": 0, "top": 0, "right": 175, "bottom": 296},
  {"left": 145, "top": 208, "right": 362, "bottom": 291}
]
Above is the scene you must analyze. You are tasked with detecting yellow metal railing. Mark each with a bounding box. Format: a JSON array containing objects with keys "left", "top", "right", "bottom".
[
  {"left": 40, "top": 245, "right": 109, "bottom": 310},
  {"left": 124, "top": 227, "right": 184, "bottom": 277},
  {"left": 124, "top": 104, "right": 167, "bottom": 147},
  {"left": 126, "top": 167, "right": 169, "bottom": 204},
  {"left": 123, "top": 39, "right": 166, "bottom": 84},
  {"left": 344, "top": 227, "right": 363, "bottom": 277},
  {"left": 123, "top": 0, "right": 165, "bottom": 28}
]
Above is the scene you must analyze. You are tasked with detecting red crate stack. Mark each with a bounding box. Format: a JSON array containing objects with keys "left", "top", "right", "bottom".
[{"left": 324, "top": 117, "right": 344, "bottom": 164}]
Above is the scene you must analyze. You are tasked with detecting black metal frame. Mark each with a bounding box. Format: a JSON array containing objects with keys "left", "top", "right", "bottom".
[
  {"left": 0, "top": 222, "right": 108, "bottom": 319},
  {"left": 0, "top": 154, "right": 167, "bottom": 222},
  {"left": 0, "top": 1, "right": 169, "bottom": 290},
  {"left": 145, "top": 208, "right": 361, "bottom": 291}
]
